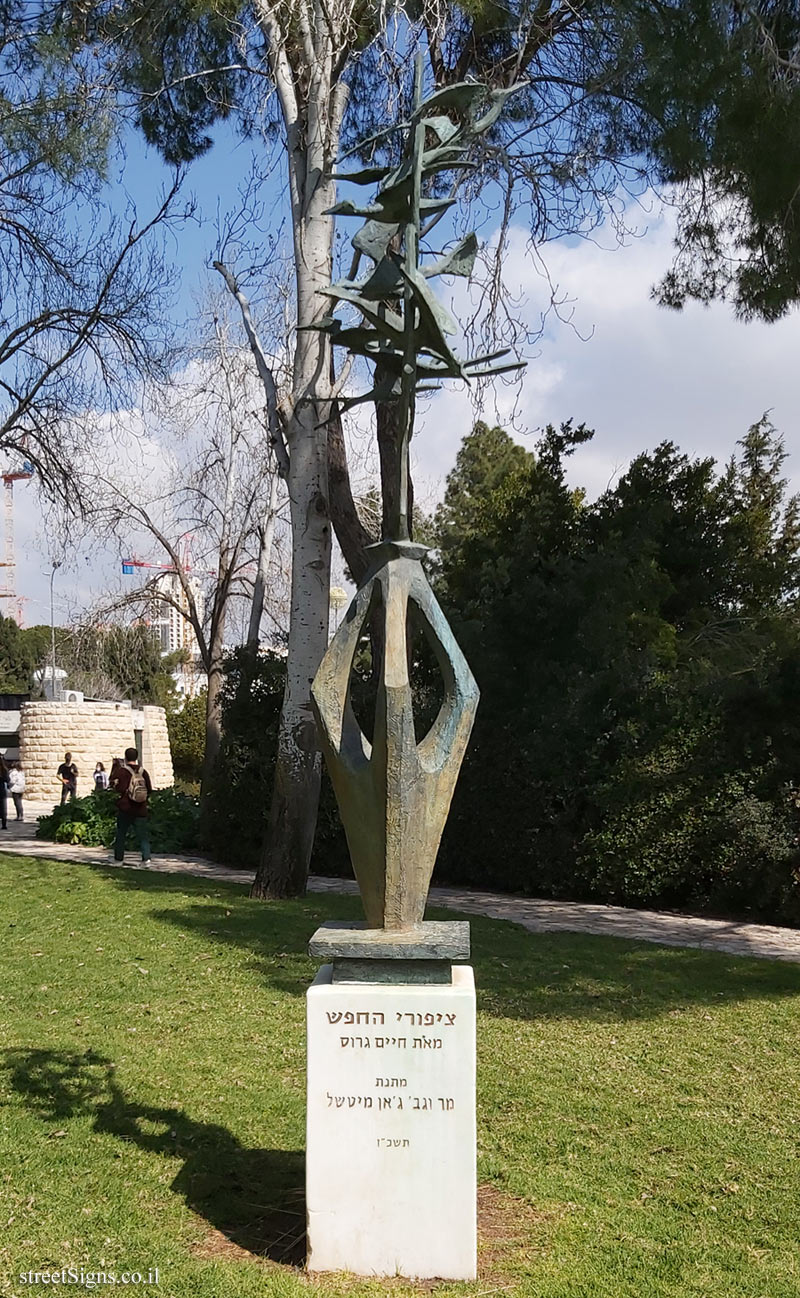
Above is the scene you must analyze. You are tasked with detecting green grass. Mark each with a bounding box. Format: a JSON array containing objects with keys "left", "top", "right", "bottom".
[{"left": 1, "top": 854, "right": 800, "bottom": 1298}]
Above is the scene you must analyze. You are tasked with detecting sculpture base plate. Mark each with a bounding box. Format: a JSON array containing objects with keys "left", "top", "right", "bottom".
[
  {"left": 309, "top": 920, "right": 470, "bottom": 963},
  {"left": 332, "top": 959, "right": 452, "bottom": 985}
]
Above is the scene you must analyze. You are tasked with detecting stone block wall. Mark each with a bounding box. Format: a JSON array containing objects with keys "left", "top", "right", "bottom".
[
  {"left": 139, "top": 705, "right": 174, "bottom": 790},
  {"left": 20, "top": 701, "right": 174, "bottom": 801}
]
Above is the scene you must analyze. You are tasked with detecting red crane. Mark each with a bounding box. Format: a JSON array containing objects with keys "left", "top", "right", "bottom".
[{"left": 121, "top": 533, "right": 217, "bottom": 579}]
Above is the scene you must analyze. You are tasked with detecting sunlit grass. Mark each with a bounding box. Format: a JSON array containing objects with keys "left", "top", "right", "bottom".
[{"left": 1, "top": 854, "right": 799, "bottom": 1298}]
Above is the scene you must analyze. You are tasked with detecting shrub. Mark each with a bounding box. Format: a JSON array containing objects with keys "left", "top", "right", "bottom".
[
  {"left": 37, "top": 788, "right": 200, "bottom": 854},
  {"left": 200, "top": 649, "right": 284, "bottom": 867},
  {"left": 167, "top": 692, "right": 206, "bottom": 784},
  {"left": 200, "top": 647, "right": 351, "bottom": 872},
  {"left": 38, "top": 791, "right": 117, "bottom": 846}
]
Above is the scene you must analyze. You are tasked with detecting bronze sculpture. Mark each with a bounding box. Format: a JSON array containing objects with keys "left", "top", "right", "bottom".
[{"left": 311, "top": 60, "right": 522, "bottom": 935}]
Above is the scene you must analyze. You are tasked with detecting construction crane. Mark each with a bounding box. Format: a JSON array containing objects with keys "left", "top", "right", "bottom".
[
  {"left": 121, "top": 532, "right": 213, "bottom": 578},
  {"left": 0, "top": 460, "right": 34, "bottom": 624},
  {"left": 121, "top": 535, "right": 215, "bottom": 657},
  {"left": 122, "top": 556, "right": 187, "bottom": 575}
]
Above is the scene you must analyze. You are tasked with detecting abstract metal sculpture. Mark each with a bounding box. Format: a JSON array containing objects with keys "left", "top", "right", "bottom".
[{"left": 311, "top": 59, "right": 522, "bottom": 932}]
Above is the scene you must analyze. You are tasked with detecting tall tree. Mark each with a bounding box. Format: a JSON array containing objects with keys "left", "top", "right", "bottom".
[
  {"left": 84, "top": 310, "right": 284, "bottom": 801},
  {"left": 88, "top": 0, "right": 800, "bottom": 896},
  {"left": 435, "top": 421, "right": 533, "bottom": 574},
  {"left": 0, "top": 2, "right": 184, "bottom": 501},
  {"left": 0, "top": 615, "right": 35, "bottom": 692},
  {"left": 434, "top": 417, "right": 800, "bottom": 922}
]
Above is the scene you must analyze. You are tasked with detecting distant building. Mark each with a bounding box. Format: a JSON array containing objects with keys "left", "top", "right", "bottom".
[
  {"left": 32, "top": 667, "right": 68, "bottom": 701},
  {"left": 145, "top": 572, "right": 208, "bottom": 699},
  {"left": 0, "top": 692, "right": 30, "bottom": 759},
  {"left": 149, "top": 571, "right": 206, "bottom": 657},
  {"left": 171, "top": 658, "right": 208, "bottom": 700}
]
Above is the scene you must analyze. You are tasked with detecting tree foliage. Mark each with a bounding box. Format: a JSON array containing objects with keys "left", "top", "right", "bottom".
[
  {"left": 0, "top": 618, "right": 49, "bottom": 692},
  {"left": 0, "top": 617, "right": 178, "bottom": 704},
  {"left": 199, "top": 644, "right": 351, "bottom": 870},
  {"left": 59, "top": 623, "right": 179, "bottom": 708},
  {"left": 0, "top": 3, "right": 183, "bottom": 501},
  {"left": 167, "top": 690, "right": 207, "bottom": 786},
  {"left": 200, "top": 649, "right": 287, "bottom": 864},
  {"left": 434, "top": 417, "right": 800, "bottom": 924},
  {"left": 91, "top": 0, "right": 800, "bottom": 318}
]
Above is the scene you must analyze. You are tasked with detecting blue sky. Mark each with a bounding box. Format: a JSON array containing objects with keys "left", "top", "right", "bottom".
[
  {"left": 109, "top": 121, "right": 267, "bottom": 315},
  {"left": 10, "top": 120, "right": 800, "bottom": 629}
]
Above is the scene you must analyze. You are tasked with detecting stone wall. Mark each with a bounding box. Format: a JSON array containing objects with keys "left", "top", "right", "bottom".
[
  {"left": 139, "top": 705, "right": 173, "bottom": 790},
  {"left": 20, "top": 701, "right": 174, "bottom": 801}
]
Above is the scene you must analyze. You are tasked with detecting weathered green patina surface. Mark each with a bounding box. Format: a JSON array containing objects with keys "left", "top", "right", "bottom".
[
  {"left": 313, "top": 540, "right": 478, "bottom": 928},
  {"left": 311, "top": 61, "right": 522, "bottom": 933}
]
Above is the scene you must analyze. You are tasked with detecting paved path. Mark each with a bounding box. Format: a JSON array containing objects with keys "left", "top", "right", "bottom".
[{"left": 3, "top": 802, "right": 800, "bottom": 964}]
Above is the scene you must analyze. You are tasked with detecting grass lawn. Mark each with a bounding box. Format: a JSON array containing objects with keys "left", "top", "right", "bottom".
[{"left": 1, "top": 854, "right": 800, "bottom": 1298}]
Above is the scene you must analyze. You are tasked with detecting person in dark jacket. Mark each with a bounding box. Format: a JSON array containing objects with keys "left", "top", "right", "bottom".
[
  {"left": 0, "top": 756, "right": 8, "bottom": 829},
  {"left": 57, "top": 752, "right": 78, "bottom": 804},
  {"left": 109, "top": 747, "right": 153, "bottom": 864}
]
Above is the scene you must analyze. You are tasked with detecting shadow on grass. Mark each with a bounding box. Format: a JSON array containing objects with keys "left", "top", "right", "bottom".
[
  {"left": 94, "top": 866, "right": 800, "bottom": 1022},
  {"left": 2, "top": 1048, "right": 306, "bottom": 1265},
  {"left": 95, "top": 865, "right": 326, "bottom": 998}
]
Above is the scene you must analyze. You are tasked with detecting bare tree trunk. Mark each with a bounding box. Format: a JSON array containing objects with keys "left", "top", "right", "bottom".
[
  {"left": 250, "top": 40, "right": 346, "bottom": 897},
  {"left": 202, "top": 649, "right": 225, "bottom": 793},
  {"left": 246, "top": 468, "right": 279, "bottom": 652},
  {"left": 328, "top": 400, "right": 374, "bottom": 584},
  {"left": 253, "top": 394, "right": 332, "bottom": 897}
]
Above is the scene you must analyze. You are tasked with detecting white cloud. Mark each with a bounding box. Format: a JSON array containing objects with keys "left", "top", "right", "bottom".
[
  {"left": 414, "top": 206, "right": 800, "bottom": 504},
  {"left": 10, "top": 200, "right": 800, "bottom": 625}
]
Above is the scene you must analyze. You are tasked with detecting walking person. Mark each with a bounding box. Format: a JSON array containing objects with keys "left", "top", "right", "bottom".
[
  {"left": 93, "top": 762, "right": 109, "bottom": 791},
  {"left": 57, "top": 752, "right": 78, "bottom": 804},
  {"left": 8, "top": 760, "right": 25, "bottom": 821},
  {"left": 109, "top": 747, "right": 152, "bottom": 865},
  {"left": 0, "top": 756, "right": 8, "bottom": 830}
]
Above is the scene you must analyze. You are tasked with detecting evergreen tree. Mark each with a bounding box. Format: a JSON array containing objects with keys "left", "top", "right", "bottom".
[
  {"left": 435, "top": 422, "right": 532, "bottom": 564},
  {"left": 434, "top": 419, "right": 800, "bottom": 923},
  {"left": 0, "top": 616, "right": 34, "bottom": 693},
  {"left": 85, "top": 0, "right": 800, "bottom": 896}
]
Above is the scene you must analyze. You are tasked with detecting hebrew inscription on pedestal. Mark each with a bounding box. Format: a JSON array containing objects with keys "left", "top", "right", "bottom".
[{"left": 306, "top": 965, "right": 477, "bottom": 1279}]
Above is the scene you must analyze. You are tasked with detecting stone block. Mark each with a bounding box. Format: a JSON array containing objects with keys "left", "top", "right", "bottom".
[{"left": 306, "top": 964, "right": 476, "bottom": 1279}]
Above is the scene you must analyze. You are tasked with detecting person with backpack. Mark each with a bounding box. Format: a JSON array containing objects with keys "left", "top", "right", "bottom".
[{"left": 109, "top": 746, "right": 153, "bottom": 865}]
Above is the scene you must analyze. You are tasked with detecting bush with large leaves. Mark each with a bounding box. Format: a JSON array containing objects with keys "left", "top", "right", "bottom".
[{"left": 36, "top": 788, "right": 200, "bottom": 854}]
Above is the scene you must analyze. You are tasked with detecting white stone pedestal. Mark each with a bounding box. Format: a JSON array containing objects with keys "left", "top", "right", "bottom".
[{"left": 306, "top": 964, "right": 476, "bottom": 1279}]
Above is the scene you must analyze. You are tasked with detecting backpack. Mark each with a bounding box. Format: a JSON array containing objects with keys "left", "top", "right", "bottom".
[{"left": 124, "top": 763, "right": 148, "bottom": 804}]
